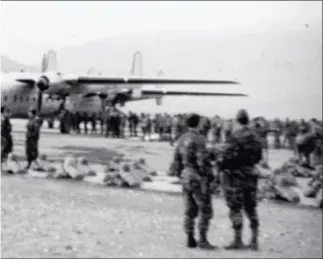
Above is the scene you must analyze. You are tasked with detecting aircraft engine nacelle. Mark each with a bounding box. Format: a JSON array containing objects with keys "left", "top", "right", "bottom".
[
  {"left": 113, "top": 92, "right": 129, "bottom": 106},
  {"left": 156, "top": 96, "right": 163, "bottom": 106},
  {"left": 38, "top": 72, "right": 71, "bottom": 94},
  {"left": 131, "top": 88, "right": 142, "bottom": 99}
]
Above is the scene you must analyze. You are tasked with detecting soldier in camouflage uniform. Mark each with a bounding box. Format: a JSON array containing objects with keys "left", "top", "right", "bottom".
[
  {"left": 217, "top": 109, "right": 263, "bottom": 250},
  {"left": 25, "top": 108, "right": 41, "bottom": 169},
  {"left": 1, "top": 106, "right": 13, "bottom": 163},
  {"left": 171, "top": 113, "right": 215, "bottom": 249}
]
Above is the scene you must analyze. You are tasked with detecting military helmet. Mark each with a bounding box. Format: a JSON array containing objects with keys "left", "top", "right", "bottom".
[
  {"left": 186, "top": 113, "right": 200, "bottom": 128},
  {"left": 236, "top": 109, "right": 249, "bottom": 125}
]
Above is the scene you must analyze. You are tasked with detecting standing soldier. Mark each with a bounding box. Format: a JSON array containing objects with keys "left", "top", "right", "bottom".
[
  {"left": 91, "top": 113, "right": 97, "bottom": 135},
  {"left": 170, "top": 113, "right": 215, "bottom": 249},
  {"left": 224, "top": 119, "right": 233, "bottom": 142},
  {"left": 128, "top": 111, "right": 134, "bottom": 137},
  {"left": 75, "top": 112, "right": 81, "bottom": 134},
  {"left": 25, "top": 108, "right": 42, "bottom": 169},
  {"left": 199, "top": 116, "right": 211, "bottom": 139},
  {"left": 83, "top": 112, "right": 89, "bottom": 134},
  {"left": 171, "top": 114, "right": 184, "bottom": 146},
  {"left": 253, "top": 117, "right": 269, "bottom": 164},
  {"left": 211, "top": 115, "right": 220, "bottom": 144},
  {"left": 120, "top": 113, "right": 127, "bottom": 138},
  {"left": 99, "top": 112, "right": 105, "bottom": 136},
  {"left": 70, "top": 112, "right": 76, "bottom": 133},
  {"left": 272, "top": 118, "right": 282, "bottom": 149},
  {"left": 1, "top": 107, "right": 13, "bottom": 164},
  {"left": 217, "top": 109, "right": 263, "bottom": 250}
]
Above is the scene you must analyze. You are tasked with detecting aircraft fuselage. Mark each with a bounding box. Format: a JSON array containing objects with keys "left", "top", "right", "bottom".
[{"left": 1, "top": 74, "right": 63, "bottom": 118}]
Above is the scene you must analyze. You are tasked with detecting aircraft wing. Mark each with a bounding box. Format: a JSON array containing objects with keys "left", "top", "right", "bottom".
[
  {"left": 141, "top": 89, "right": 248, "bottom": 97},
  {"left": 68, "top": 76, "right": 239, "bottom": 85}
]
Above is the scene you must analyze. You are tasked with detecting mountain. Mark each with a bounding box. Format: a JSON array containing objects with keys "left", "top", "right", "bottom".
[
  {"left": 1, "top": 55, "right": 39, "bottom": 72},
  {"left": 55, "top": 25, "right": 322, "bottom": 119}
]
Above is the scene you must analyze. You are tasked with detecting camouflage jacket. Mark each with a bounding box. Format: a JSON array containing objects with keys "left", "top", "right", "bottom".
[
  {"left": 217, "top": 125, "right": 263, "bottom": 171},
  {"left": 171, "top": 129, "right": 214, "bottom": 183},
  {"left": 1, "top": 115, "right": 12, "bottom": 138},
  {"left": 26, "top": 117, "right": 41, "bottom": 140}
]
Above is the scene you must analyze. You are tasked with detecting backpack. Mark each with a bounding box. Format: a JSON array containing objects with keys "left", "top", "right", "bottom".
[{"left": 220, "top": 127, "right": 263, "bottom": 170}]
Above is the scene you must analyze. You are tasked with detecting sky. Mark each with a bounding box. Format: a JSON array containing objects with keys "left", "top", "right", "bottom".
[
  {"left": 0, "top": 1, "right": 322, "bottom": 119},
  {"left": 1, "top": 1, "right": 322, "bottom": 53}
]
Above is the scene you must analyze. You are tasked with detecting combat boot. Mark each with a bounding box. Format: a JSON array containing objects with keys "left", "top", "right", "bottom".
[
  {"left": 187, "top": 233, "right": 197, "bottom": 248},
  {"left": 198, "top": 231, "right": 217, "bottom": 250},
  {"left": 247, "top": 228, "right": 259, "bottom": 251},
  {"left": 224, "top": 229, "right": 245, "bottom": 250}
]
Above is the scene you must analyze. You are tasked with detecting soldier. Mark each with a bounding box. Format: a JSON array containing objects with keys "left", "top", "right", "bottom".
[
  {"left": 170, "top": 113, "right": 215, "bottom": 249},
  {"left": 165, "top": 114, "right": 173, "bottom": 141},
  {"left": 119, "top": 113, "right": 126, "bottom": 138},
  {"left": 106, "top": 108, "right": 116, "bottom": 138},
  {"left": 253, "top": 117, "right": 269, "bottom": 164},
  {"left": 217, "top": 109, "right": 263, "bottom": 250},
  {"left": 99, "top": 111, "right": 105, "bottom": 136},
  {"left": 90, "top": 113, "right": 97, "bottom": 135},
  {"left": 211, "top": 115, "right": 221, "bottom": 144},
  {"left": 171, "top": 114, "right": 184, "bottom": 146},
  {"left": 25, "top": 108, "right": 41, "bottom": 169},
  {"left": 157, "top": 113, "right": 165, "bottom": 140},
  {"left": 128, "top": 111, "right": 134, "bottom": 137},
  {"left": 224, "top": 119, "right": 233, "bottom": 142},
  {"left": 1, "top": 106, "right": 13, "bottom": 164},
  {"left": 272, "top": 118, "right": 282, "bottom": 149},
  {"left": 199, "top": 116, "right": 211, "bottom": 139},
  {"left": 75, "top": 112, "right": 81, "bottom": 134},
  {"left": 70, "top": 112, "right": 76, "bottom": 132},
  {"left": 299, "top": 119, "right": 310, "bottom": 134},
  {"left": 83, "top": 112, "right": 89, "bottom": 134}
]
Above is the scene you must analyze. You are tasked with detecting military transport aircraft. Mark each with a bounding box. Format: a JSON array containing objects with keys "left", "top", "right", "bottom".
[{"left": 1, "top": 49, "right": 246, "bottom": 132}]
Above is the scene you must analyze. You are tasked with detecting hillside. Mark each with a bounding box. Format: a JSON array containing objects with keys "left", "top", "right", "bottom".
[{"left": 1, "top": 55, "right": 38, "bottom": 72}]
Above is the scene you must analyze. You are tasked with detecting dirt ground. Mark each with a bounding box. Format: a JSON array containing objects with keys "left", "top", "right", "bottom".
[{"left": 1, "top": 120, "right": 322, "bottom": 258}]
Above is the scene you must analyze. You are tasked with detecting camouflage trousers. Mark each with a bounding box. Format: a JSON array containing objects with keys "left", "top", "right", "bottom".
[
  {"left": 222, "top": 172, "right": 259, "bottom": 230},
  {"left": 182, "top": 182, "right": 213, "bottom": 235},
  {"left": 25, "top": 138, "right": 39, "bottom": 162},
  {"left": 1, "top": 135, "right": 13, "bottom": 162}
]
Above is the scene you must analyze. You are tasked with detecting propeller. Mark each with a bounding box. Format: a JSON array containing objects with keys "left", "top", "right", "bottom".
[{"left": 36, "top": 53, "right": 48, "bottom": 114}]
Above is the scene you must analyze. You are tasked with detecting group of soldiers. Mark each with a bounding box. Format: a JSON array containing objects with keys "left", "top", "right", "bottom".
[
  {"left": 1, "top": 106, "right": 42, "bottom": 170},
  {"left": 169, "top": 109, "right": 322, "bottom": 250},
  {"left": 65, "top": 109, "right": 176, "bottom": 141},
  {"left": 61, "top": 109, "right": 319, "bottom": 151}
]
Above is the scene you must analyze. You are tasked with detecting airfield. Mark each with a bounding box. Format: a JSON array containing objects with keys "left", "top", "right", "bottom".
[{"left": 1, "top": 119, "right": 322, "bottom": 258}]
